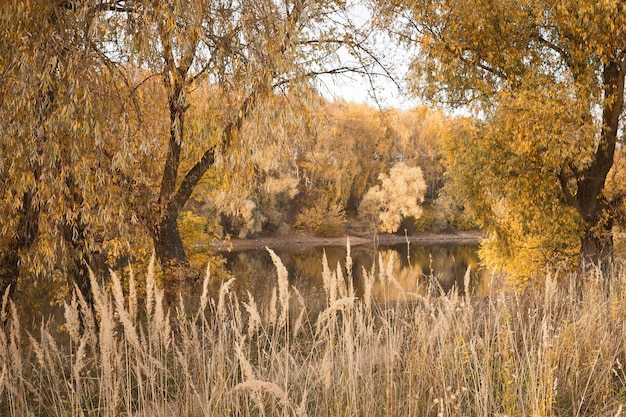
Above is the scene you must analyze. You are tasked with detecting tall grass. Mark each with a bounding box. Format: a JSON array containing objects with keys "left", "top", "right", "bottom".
[{"left": 1, "top": 248, "right": 626, "bottom": 416}]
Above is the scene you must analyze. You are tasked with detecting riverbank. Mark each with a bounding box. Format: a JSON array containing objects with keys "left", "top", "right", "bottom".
[{"left": 212, "top": 230, "right": 483, "bottom": 252}]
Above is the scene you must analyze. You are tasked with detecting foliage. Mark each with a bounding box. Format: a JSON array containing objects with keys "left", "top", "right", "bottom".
[
  {"left": 293, "top": 102, "right": 450, "bottom": 234},
  {"left": 177, "top": 210, "right": 223, "bottom": 270},
  {"left": 184, "top": 98, "right": 457, "bottom": 240},
  {"left": 295, "top": 204, "right": 346, "bottom": 237},
  {"left": 358, "top": 162, "right": 427, "bottom": 233},
  {"left": 443, "top": 117, "right": 584, "bottom": 283},
  {"left": 375, "top": 0, "right": 626, "bottom": 275},
  {"left": 391, "top": 107, "right": 450, "bottom": 203},
  {"left": 0, "top": 0, "right": 392, "bottom": 295},
  {"left": 428, "top": 193, "right": 477, "bottom": 232},
  {"left": 0, "top": 1, "right": 140, "bottom": 296},
  {"left": 258, "top": 176, "right": 300, "bottom": 234},
  {"left": 0, "top": 0, "right": 465, "bottom": 300}
]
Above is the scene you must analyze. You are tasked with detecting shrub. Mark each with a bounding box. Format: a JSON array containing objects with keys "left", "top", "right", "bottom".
[
  {"left": 295, "top": 203, "right": 345, "bottom": 237},
  {"left": 258, "top": 176, "right": 300, "bottom": 233}
]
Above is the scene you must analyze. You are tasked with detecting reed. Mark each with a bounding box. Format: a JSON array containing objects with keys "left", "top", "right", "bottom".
[{"left": 0, "top": 248, "right": 625, "bottom": 416}]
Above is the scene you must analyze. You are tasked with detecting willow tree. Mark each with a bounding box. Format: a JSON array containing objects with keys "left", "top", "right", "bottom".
[
  {"left": 376, "top": 0, "right": 626, "bottom": 274},
  {"left": 102, "top": 0, "right": 376, "bottom": 289},
  {"left": 0, "top": 1, "right": 134, "bottom": 298}
]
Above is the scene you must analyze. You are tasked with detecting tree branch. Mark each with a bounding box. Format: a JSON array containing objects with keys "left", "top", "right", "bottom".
[
  {"left": 171, "top": 0, "right": 306, "bottom": 213},
  {"left": 558, "top": 167, "right": 582, "bottom": 213}
]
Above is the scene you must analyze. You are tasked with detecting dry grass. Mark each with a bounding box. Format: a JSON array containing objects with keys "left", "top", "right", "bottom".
[{"left": 1, "top": 248, "right": 626, "bottom": 416}]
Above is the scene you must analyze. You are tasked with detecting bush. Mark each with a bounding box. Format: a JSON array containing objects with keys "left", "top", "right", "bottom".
[
  {"left": 412, "top": 204, "right": 436, "bottom": 232},
  {"left": 258, "top": 176, "right": 300, "bottom": 234},
  {"left": 295, "top": 204, "right": 345, "bottom": 237}
]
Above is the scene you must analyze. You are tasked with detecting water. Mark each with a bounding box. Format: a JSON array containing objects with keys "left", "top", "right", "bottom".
[
  {"left": 11, "top": 241, "right": 486, "bottom": 332},
  {"left": 221, "top": 241, "right": 487, "bottom": 310}
]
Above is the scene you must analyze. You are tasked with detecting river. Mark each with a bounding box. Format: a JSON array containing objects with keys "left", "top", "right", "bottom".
[{"left": 220, "top": 240, "right": 488, "bottom": 312}]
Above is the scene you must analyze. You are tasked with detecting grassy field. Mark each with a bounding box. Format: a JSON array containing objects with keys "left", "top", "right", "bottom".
[{"left": 1, "top": 248, "right": 626, "bottom": 416}]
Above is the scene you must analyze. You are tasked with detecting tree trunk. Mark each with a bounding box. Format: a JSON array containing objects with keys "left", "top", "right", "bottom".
[
  {"left": 0, "top": 250, "right": 20, "bottom": 297},
  {"left": 580, "top": 230, "right": 613, "bottom": 271},
  {"left": 154, "top": 209, "right": 192, "bottom": 303},
  {"left": 154, "top": 210, "right": 188, "bottom": 266},
  {"left": 154, "top": 67, "right": 191, "bottom": 301},
  {"left": 579, "top": 61, "right": 624, "bottom": 266},
  {"left": 560, "top": 60, "right": 624, "bottom": 270}
]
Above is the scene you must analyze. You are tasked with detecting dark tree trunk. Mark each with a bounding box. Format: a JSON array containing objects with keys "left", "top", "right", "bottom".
[
  {"left": 154, "top": 211, "right": 192, "bottom": 302},
  {"left": 154, "top": 214, "right": 187, "bottom": 266},
  {"left": 149, "top": 194, "right": 203, "bottom": 303},
  {"left": 580, "top": 230, "right": 613, "bottom": 270},
  {"left": 0, "top": 192, "right": 39, "bottom": 296},
  {"left": 154, "top": 69, "right": 191, "bottom": 302},
  {"left": 0, "top": 251, "right": 20, "bottom": 297},
  {"left": 576, "top": 61, "right": 624, "bottom": 268},
  {"left": 560, "top": 60, "right": 624, "bottom": 270}
]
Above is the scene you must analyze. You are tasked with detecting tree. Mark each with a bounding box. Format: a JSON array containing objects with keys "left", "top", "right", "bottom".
[
  {"left": 392, "top": 107, "right": 449, "bottom": 203},
  {"left": 376, "top": 0, "right": 626, "bottom": 272},
  {"left": 101, "top": 0, "right": 381, "bottom": 296},
  {"left": 1, "top": 0, "right": 394, "bottom": 300},
  {"left": 285, "top": 100, "right": 451, "bottom": 236},
  {"left": 0, "top": 1, "right": 134, "bottom": 299},
  {"left": 327, "top": 102, "right": 394, "bottom": 212},
  {"left": 358, "top": 162, "right": 427, "bottom": 233}
]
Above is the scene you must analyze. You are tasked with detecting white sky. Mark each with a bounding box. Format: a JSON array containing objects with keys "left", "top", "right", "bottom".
[
  {"left": 319, "top": 68, "right": 419, "bottom": 110},
  {"left": 315, "top": 1, "right": 419, "bottom": 110}
]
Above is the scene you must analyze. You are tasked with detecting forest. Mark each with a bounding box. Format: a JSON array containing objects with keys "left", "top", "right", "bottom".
[{"left": 1, "top": 1, "right": 626, "bottom": 416}]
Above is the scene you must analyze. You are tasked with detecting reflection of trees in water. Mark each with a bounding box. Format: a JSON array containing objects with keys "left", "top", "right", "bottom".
[
  {"left": 223, "top": 243, "right": 485, "bottom": 309},
  {"left": 370, "top": 248, "right": 424, "bottom": 300},
  {"left": 408, "top": 244, "right": 482, "bottom": 294},
  {"left": 223, "top": 251, "right": 277, "bottom": 310},
  {"left": 359, "top": 244, "right": 483, "bottom": 299},
  {"left": 224, "top": 248, "right": 341, "bottom": 315}
]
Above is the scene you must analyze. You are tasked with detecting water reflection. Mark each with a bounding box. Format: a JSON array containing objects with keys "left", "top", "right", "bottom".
[
  {"left": 222, "top": 242, "right": 486, "bottom": 309},
  {"left": 9, "top": 242, "right": 486, "bottom": 334}
]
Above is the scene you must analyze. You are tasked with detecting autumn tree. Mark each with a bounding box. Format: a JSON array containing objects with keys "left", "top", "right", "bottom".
[
  {"left": 288, "top": 100, "right": 452, "bottom": 236},
  {"left": 391, "top": 107, "right": 449, "bottom": 203},
  {"left": 0, "top": 1, "right": 136, "bottom": 299},
  {"left": 327, "top": 102, "right": 395, "bottom": 212},
  {"left": 206, "top": 91, "right": 319, "bottom": 238},
  {"left": 0, "top": 0, "right": 384, "bottom": 299},
  {"left": 290, "top": 101, "right": 390, "bottom": 235},
  {"left": 376, "top": 0, "right": 626, "bottom": 274},
  {"left": 97, "top": 0, "right": 383, "bottom": 296},
  {"left": 358, "top": 162, "right": 427, "bottom": 233}
]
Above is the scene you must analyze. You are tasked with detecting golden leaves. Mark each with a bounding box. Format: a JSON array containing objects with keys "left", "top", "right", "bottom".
[
  {"left": 358, "top": 162, "right": 427, "bottom": 233},
  {"left": 380, "top": 0, "right": 626, "bottom": 280}
]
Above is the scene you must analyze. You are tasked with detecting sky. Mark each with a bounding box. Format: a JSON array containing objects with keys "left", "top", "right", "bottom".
[
  {"left": 315, "top": 1, "right": 420, "bottom": 110},
  {"left": 319, "top": 65, "right": 419, "bottom": 110}
]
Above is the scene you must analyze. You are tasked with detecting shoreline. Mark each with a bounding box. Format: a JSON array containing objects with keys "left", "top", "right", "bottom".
[{"left": 211, "top": 230, "right": 483, "bottom": 252}]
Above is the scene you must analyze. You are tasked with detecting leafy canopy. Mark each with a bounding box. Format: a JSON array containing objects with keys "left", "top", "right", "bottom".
[{"left": 375, "top": 0, "right": 626, "bottom": 278}]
